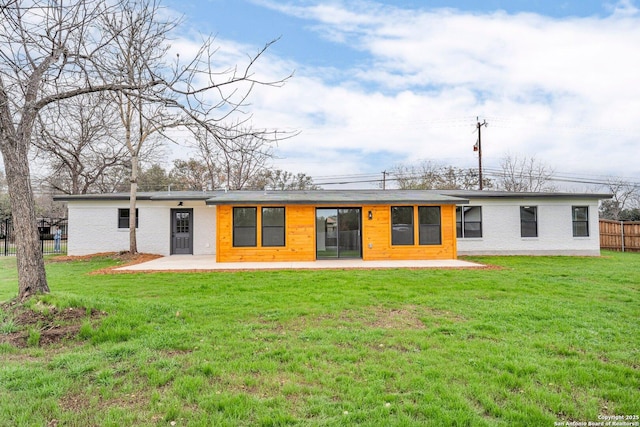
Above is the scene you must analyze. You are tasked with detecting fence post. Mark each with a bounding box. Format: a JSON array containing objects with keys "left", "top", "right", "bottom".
[
  {"left": 3, "top": 218, "right": 6, "bottom": 256},
  {"left": 621, "top": 221, "right": 625, "bottom": 253}
]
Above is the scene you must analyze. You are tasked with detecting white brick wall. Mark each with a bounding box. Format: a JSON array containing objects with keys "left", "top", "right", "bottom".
[
  {"left": 67, "top": 200, "right": 216, "bottom": 256},
  {"left": 456, "top": 197, "right": 601, "bottom": 256},
  {"left": 66, "top": 195, "right": 602, "bottom": 258}
]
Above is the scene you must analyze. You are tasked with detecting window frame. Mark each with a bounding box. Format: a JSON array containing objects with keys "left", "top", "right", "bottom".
[
  {"left": 572, "top": 206, "right": 589, "bottom": 237},
  {"left": 261, "top": 207, "right": 286, "bottom": 247},
  {"left": 418, "top": 206, "right": 442, "bottom": 245},
  {"left": 520, "top": 206, "right": 538, "bottom": 238},
  {"left": 456, "top": 206, "right": 483, "bottom": 238},
  {"left": 391, "top": 206, "right": 414, "bottom": 246},
  {"left": 233, "top": 207, "right": 257, "bottom": 247},
  {"left": 118, "top": 208, "right": 139, "bottom": 229}
]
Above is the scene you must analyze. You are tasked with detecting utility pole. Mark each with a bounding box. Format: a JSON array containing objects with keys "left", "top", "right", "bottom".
[
  {"left": 382, "top": 170, "right": 387, "bottom": 190},
  {"left": 474, "top": 117, "right": 488, "bottom": 190}
]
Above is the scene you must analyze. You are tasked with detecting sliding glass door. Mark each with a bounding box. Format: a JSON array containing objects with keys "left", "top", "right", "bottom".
[{"left": 316, "top": 208, "right": 361, "bottom": 259}]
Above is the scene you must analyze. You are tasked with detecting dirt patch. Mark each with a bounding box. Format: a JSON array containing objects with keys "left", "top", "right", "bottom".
[
  {"left": 0, "top": 300, "right": 105, "bottom": 348},
  {"left": 45, "top": 251, "right": 163, "bottom": 274},
  {"left": 255, "top": 305, "right": 465, "bottom": 333},
  {"left": 346, "top": 306, "right": 429, "bottom": 330}
]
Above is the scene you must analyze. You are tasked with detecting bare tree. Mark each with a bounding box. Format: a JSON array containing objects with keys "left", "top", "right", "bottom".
[
  {"left": 0, "top": 0, "right": 149, "bottom": 300},
  {"left": 100, "top": 0, "right": 290, "bottom": 253},
  {"left": 191, "top": 131, "right": 223, "bottom": 191},
  {"left": 389, "top": 160, "right": 490, "bottom": 190},
  {"left": 193, "top": 127, "right": 277, "bottom": 190},
  {"left": 249, "top": 169, "right": 320, "bottom": 190},
  {"left": 0, "top": 0, "right": 290, "bottom": 299},
  {"left": 599, "top": 178, "right": 639, "bottom": 220},
  {"left": 169, "top": 158, "right": 216, "bottom": 191},
  {"left": 496, "top": 154, "right": 557, "bottom": 192},
  {"left": 34, "top": 94, "right": 130, "bottom": 194}
]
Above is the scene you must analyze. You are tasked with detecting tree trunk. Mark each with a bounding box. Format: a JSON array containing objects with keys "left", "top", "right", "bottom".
[
  {"left": 1, "top": 143, "right": 50, "bottom": 300},
  {"left": 129, "top": 154, "right": 138, "bottom": 254}
]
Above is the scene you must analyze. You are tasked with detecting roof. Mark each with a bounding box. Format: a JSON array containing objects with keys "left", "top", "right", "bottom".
[
  {"left": 53, "top": 189, "right": 612, "bottom": 204},
  {"left": 204, "top": 190, "right": 467, "bottom": 205},
  {"left": 438, "top": 190, "right": 613, "bottom": 200},
  {"left": 53, "top": 191, "right": 218, "bottom": 202}
]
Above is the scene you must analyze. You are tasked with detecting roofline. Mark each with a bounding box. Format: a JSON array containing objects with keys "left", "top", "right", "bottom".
[
  {"left": 438, "top": 190, "right": 613, "bottom": 200},
  {"left": 53, "top": 189, "right": 613, "bottom": 204},
  {"left": 204, "top": 198, "right": 469, "bottom": 206},
  {"left": 53, "top": 191, "right": 217, "bottom": 202}
]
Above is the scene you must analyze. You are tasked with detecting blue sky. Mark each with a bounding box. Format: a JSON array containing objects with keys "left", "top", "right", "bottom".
[{"left": 163, "top": 0, "right": 640, "bottom": 188}]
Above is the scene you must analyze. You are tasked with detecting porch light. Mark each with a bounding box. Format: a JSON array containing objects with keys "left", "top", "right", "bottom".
[
  {"left": 177, "top": 201, "right": 183, "bottom": 206},
  {"left": 368, "top": 210, "right": 373, "bottom": 220}
]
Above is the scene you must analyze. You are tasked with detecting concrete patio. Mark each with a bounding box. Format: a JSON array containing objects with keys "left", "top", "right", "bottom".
[{"left": 116, "top": 255, "right": 484, "bottom": 271}]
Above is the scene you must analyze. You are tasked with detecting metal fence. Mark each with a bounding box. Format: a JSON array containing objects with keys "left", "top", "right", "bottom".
[
  {"left": 600, "top": 219, "right": 640, "bottom": 253},
  {"left": 1, "top": 218, "right": 68, "bottom": 256}
]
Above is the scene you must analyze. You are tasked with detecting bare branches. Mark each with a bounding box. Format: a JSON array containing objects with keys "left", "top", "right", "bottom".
[
  {"left": 497, "top": 154, "right": 557, "bottom": 192},
  {"left": 389, "top": 160, "right": 487, "bottom": 190},
  {"left": 34, "top": 94, "right": 132, "bottom": 194},
  {"left": 1, "top": 0, "right": 294, "bottom": 294}
]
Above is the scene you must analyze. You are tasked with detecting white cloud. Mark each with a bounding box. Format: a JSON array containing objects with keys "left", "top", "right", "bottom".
[{"left": 175, "top": 1, "right": 640, "bottom": 185}]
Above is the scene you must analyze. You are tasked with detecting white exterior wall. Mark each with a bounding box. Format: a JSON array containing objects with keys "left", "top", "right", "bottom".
[
  {"left": 456, "top": 197, "right": 601, "bottom": 256},
  {"left": 67, "top": 200, "right": 216, "bottom": 256}
]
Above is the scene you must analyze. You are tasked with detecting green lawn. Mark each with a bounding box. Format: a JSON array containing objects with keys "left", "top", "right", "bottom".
[{"left": 0, "top": 253, "right": 638, "bottom": 426}]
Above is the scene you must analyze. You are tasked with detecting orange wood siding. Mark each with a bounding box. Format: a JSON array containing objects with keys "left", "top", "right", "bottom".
[
  {"left": 217, "top": 204, "right": 458, "bottom": 262},
  {"left": 362, "top": 204, "right": 457, "bottom": 261},
  {"left": 216, "top": 205, "right": 316, "bottom": 262}
]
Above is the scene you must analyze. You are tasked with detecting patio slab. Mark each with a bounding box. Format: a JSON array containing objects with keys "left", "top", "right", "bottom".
[{"left": 116, "top": 255, "right": 484, "bottom": 271}]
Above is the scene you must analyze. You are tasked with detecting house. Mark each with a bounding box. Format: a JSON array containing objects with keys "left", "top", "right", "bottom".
[{"left": 54, "top": 189, "right": 611, "bottom": 260}]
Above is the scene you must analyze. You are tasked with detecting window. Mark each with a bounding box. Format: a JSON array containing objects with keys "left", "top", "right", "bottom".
[
  {"left": 118, "top": 208, "right": 138, "bottom": 229},
  {"left": 419, "top": 206, "right": 441, "bottom": 245},
  {"left": 391, "top": 206, "right": 414, "bottom": 245},
  {"left": 233, "top": 207, "right": 257, "bottom": 247},
  {"left": 456, "top": 206, "right": 482, "bottom": 238},
  {"left": 262, "top": 207, "right": 285, "bottom": 247},
  {"left": 572, "top": 206, "right": 589, "bottom": 237},
  {"left": 520, "top": 206, "right": 538, "bottom": 237}
]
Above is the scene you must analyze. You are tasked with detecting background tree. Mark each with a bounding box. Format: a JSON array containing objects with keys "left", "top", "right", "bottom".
[
  {"left": 0, "top": 0, "right": 290, "bottom": 299},
  {"left": 389, "top": 160, "right": 491, "bottom": 190},
  {"left": 0, "top": 170, "right": 9, "bottom": 221},
  {"left": 138, "top": 164, "right": 171, "bottom": 192},
  {"left": 249, "top": 169, "right": 320, "bottom": 190},
  {"left": 0, "top": 0, "right": 144, "bottom": 300},
  {"left": 194, "top": 127, "right": 277, "bottom": 190},
  {"left": 496, "top": 154, "right": 556, "bottom": 192},
  {"left": 100, "top": 0, "right": 290, "bottom": 253},
  {"left": 599, "top": 179, "right": 640, "bottom": 220},
  {"left": 169, "top": 159, "right": 215, "bottom": 191},
  {"left": 34, "top": 94, "right": 131, "bottom": 194}
]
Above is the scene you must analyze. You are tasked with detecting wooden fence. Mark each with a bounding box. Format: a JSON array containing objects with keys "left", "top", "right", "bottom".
[{"left": 599, "top": 219, "right": 640, "bottom": 252}]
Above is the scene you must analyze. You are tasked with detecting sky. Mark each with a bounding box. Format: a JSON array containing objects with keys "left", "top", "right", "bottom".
[{"left": 162, "top": 0, "right": 640, "bottom": 188}]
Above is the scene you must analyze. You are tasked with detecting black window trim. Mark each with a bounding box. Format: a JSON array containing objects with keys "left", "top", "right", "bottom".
[
  {"left": 233, "top": 207, "right": 257, "bottom": 247},
  {"left": 118, "top": 208, "right": 139, "bottom": 229},
  {"left": 456, "top": 205, "right": 483, "bottom": 238},
  {"left": 418, "top": 206, "right": 442, "bottom": 245},
  {"left": 391, "top": 206, "right": 414, "bottom": 246},
  {"left": 572, "top": 206, "right": 590, "bottom": 237},
  {"left": 520, "top": 206, "right": 538, "bottom": 238},
  {"left": 261, "top": 206, "right": 286, "bottom": 247}
]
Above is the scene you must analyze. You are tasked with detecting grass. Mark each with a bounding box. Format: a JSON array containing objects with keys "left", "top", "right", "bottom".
[{"left": 0, "top": 252, "right": 639, "bottom": 426}]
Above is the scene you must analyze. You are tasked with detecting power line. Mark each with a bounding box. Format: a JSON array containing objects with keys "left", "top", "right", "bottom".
[{"left": 309, "top": 168, "right": 640, "bottom": 188}]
